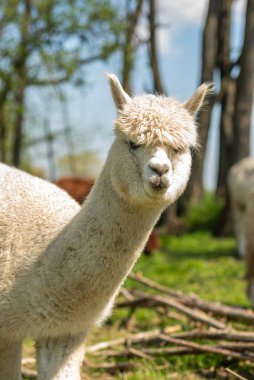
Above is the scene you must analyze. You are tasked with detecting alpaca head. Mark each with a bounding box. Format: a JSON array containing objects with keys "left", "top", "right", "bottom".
[{"left": 107, "top": 74, "right": 212, "bottom": 208}]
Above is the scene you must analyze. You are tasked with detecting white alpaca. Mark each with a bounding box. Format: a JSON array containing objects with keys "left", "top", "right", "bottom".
[
  {"left": 0, "top": 74, "right": 211, "bottom": 380},
  {"left": 228, "top": 157, "right": 254, "bottom": 258},
  {"left": 228, "top": 157, "right": 254, "bottom": 306}
]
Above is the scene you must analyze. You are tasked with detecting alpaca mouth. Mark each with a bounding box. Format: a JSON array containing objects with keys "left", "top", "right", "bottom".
[
  {"left": 150, "top": 182, "right": 168, "bottom": 191},
  {"left": 149, "top": 175, "right": 170, "bottom": 191},
  {"left": 145, "top": 182, "right": 170, "bottom": 200}
]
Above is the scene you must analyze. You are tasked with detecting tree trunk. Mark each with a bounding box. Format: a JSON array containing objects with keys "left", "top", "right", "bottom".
[
  {"left": 216, "top": 78, "right": 236, "bottom": 197},
  {"left": 186, "top": 0, "right": 221, "bottom": 203},
  {"left": 13, "top": 83, "right": 26, "bottom": 167},
  {"left": 215, "top": 79, "right": 235, "bottom": 236},
  {"left": 148, "top": 0, "right": 165, "bottom": 94},
  {"left": 216, "top": 0, "right": 234, "bottom": 199},
  {"left": 233, "top": 0, "right": 254, "bottom": 162},
  {"left": 122, "top": 0, "right": 143, "bottom": 94},
  {"left": 12, "top": 0, "right": 31, "bottom": 167},
  {"left": 0, "top": 110, "right": 7, "bottom": 162},
  {"left": 0, "top": 88, "right": 9, "bottom": 163}
]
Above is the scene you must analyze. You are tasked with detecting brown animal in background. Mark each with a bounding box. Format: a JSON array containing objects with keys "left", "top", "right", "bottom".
[
  {"left": 143, "top": 230, "right": 161, "bottom": 255},
  {"left": 55, "top": 176, "right": 160, "bottom": 254},
  {"left": 54, "top": 177, "right": 94, "bottom": 204}
]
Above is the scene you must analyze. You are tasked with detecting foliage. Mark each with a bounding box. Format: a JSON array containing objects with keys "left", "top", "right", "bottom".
[
  {"left": 0, "top": 0, "right": 122, "bottom": 85},
  {"left": 184, "top": 192, "right": 224, "bottom": 232},
  {"left": 0, "top": 0, "right": 124, "bottom": 165}
]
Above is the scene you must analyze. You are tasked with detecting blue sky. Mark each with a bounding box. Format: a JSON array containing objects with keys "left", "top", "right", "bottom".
[{"left": 26, "top": 0, "right": 252, "bottom": 189}]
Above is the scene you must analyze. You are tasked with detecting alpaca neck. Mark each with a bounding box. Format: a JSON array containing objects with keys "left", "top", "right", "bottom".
[
  {"left": 48, "top": 162, "right": 163, "bottom": 307},
  {"left": 75, "top": 163, "right": 162, "bottom": 271},
  {"left": 40, "top": 158, "right": 166, "bottom": 333},
  {"left": 84, "top": 164, "right": 162, "bottom": 256}
]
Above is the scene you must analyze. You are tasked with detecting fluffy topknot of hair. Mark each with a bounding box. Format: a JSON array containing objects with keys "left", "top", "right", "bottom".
[{"left": 115, "top": 94, "right": 198, "bottom": 150}]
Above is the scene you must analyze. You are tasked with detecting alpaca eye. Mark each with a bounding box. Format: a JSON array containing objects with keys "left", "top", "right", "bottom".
[
  {"left": 173, "top": 148, "right": 179, "bottom": 154},
  {"left": 129, "top": 141, "right": 140, "bottom": 150}
]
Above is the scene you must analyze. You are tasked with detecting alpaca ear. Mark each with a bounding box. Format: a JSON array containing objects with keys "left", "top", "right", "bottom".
[
  {"left": 184, "top": 83, "right": 213, "bottom": 117},
  {"left": 107, "top": 73, "right": 131, "bottom": 110}
]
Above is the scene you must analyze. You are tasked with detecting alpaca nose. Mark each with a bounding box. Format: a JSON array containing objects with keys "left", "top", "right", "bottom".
[{"left": 149, "top": 161, "right": 170, "bottom": 176}]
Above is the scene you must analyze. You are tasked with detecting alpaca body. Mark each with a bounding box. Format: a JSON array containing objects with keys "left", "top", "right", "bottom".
[
  {"left": 228, "top": 157, "right": 254, "bottom": 306},
  {"left": 0, "top": 163, "right": 81, "bottom": 340},
  {"left": 245, "top": 189, "right": 254, "bottom": 306},
  {"left": 228, "top": 157, "right": 254, "bottom": 258},
  {"left": 0, "top": 74, "right": 211, "bottom": 379},
  {"left": 0, "top": 161, "right": 158, "bottom": 341}
]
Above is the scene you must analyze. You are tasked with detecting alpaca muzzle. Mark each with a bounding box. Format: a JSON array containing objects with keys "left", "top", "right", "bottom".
[{"left": 149, "top": 173, "right": 171, "bottom": 190}]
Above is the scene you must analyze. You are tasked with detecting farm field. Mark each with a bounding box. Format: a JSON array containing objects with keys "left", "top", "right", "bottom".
[{"left": 23, "top": 232, "right": 254, "bottom": 379}]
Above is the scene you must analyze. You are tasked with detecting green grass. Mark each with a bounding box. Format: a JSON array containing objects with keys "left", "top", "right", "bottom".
[
  {"left": 129, "top": 232, "right": 248, "bottom": 306},
  {"left": 89, "top": 232, "right": 251, "bottom": 379},
  {"left": 23, "top": 232, "right": 253, "bottom": 379},
  {"left": 184, "top": 192, "right": 224, "bottom": 232}
]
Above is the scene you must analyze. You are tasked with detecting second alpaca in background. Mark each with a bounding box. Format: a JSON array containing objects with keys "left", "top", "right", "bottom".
[{"left": 228, "top": 157, "right": 254, "bottom": 306}]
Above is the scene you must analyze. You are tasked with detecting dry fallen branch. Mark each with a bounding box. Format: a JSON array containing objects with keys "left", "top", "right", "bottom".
[
  {"left": 118, "top": 293, "right": 227, "bottom": 329},
  {"left": 219, "top": 341, "right": 254, "bottom": 351},
  {"left": 127, "top": 347, "right": 154, "bottom": 360},
  {"left": 91, "top": 343, "right": 254, "bottom": 361},
  {"left": 87, "top": 325, "right": 181, "bottom": 353},
  {"left": 129, "top": 272, "right": 185, "bottom": 298},
  {"left": 143, "top": 293, "right": 227, "bottom": 329},
  {"left": 129, "top": 272, "right": 254, "bottom": 323},
  {"left": 85, "top": 360, "right": 136, "bottom": 372},
  {"left": 183, "top": 296, "right": 254, "bottom": 323},
  {"left": 158, "top": 334, "right": 254, "bottom": 361},
  {"left": 119, "top": 287, "right": 135, "bottom": 301},
  {"left": 173, "top": 330, "right": 254, "bottom": 342},
  {"left": 99, "top": 274, "right": 254, "bottom": 367},
  {"left": 91, "top": 346, "right": 195, "bottom": 358},
  {"left": 87, "top": 325, "right": 254, "bottom": 363},
  {"left": 89, "top": 332, "right": 254, "bottom": 358},
  {"left": 225, "top": 368, "right": 248, "bottom": 380}
]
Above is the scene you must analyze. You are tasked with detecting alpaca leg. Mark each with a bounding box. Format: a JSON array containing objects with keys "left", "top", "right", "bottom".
[
  {"left": 0, "top": 339, "right": 22, "bottom": 380},
  {"left": 36, "top": 332, "right": 86, "bottom": 380}
]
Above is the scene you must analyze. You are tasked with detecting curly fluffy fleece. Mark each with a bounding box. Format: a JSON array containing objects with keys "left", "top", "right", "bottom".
[{"left": 113, "top": 82, "right": 212, "bottom": 150}]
